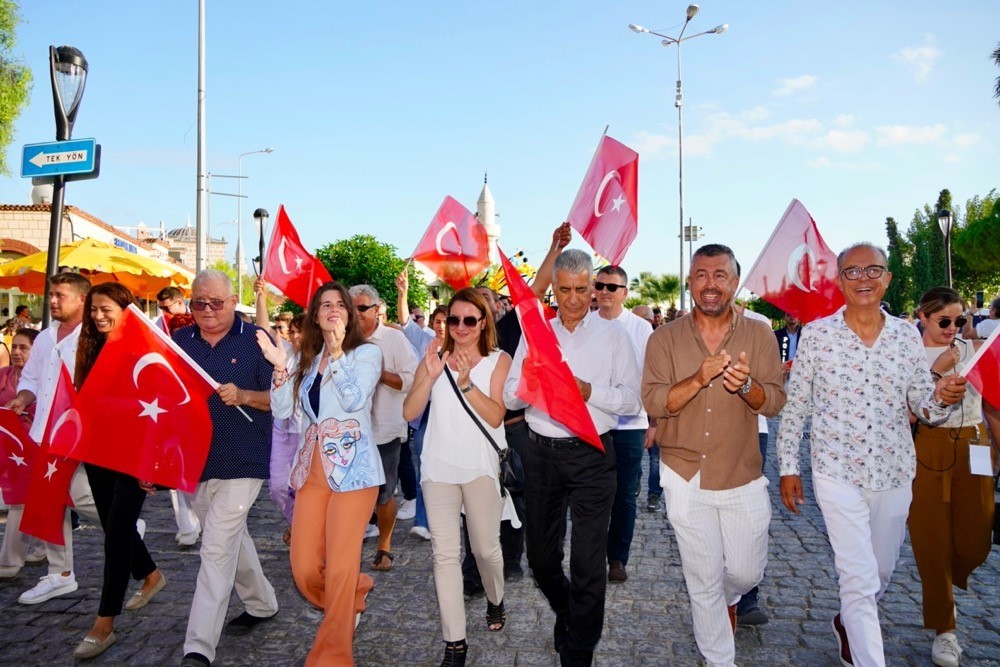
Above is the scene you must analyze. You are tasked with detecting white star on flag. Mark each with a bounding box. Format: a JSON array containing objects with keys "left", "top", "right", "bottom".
[
  {"left": 138, "top": 398, "right": 168, "bottom": 423},
  {"left": 294, "top": 256, "right": 305, "bottom": 271},
  {"left": 44, "top": 460, "right": 58, "bottom": 481},
  {"left": 8, "top": 453, "right": 25, "bottom": 467},
  {"left": 611, "top": 194, "right": 626, "bottom": 213}
]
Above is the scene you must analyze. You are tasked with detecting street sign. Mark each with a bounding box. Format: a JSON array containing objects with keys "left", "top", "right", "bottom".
[{"left": 20, "top": 138, "right": 98, "bottom": 178}]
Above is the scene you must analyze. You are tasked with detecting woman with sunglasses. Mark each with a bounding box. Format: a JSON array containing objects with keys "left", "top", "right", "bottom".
[
  {"left": 909, "top": 287, "right": 999, "bottom": 667},
  {"left": 256, "top": 282, "right": 383, "bottom": 666},
  {"left": 72, "top": 282, "right": 167, "bottom": 660},
  {"left": 403, "top": 288, "right": 513, "bottom": 667}
]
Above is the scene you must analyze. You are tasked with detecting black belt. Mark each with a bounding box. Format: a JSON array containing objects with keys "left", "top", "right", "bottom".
[{"left": 529, "top": 430, "right": 586, "bottom": 450}]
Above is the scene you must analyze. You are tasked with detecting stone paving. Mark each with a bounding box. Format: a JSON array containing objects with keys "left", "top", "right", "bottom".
[{"left": 1, "top": 429, "right": 999, "bottom": 666}]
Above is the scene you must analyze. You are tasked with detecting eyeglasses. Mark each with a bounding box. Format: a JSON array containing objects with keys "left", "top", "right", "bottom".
[
  {"left": 446, "top": 315, "right": 483, "bottom": 328},
  {"left": 157, "top": 302, "right": 176, "bottom": 312},
  {"left": 840, "top": 265, "right": 887, "bottom": 281},
  {"left": 189, "top": 298, "right": 230, "bottom": 311},
  {"left": 413, "top": 314, "right": 425, "bottom": 321},
  {"left": 355, "top": 304, "right": 379, "bottom": 313},
  {"left": 594, "top": 281, "right": 626, "bottom": 293},
  {"left": 934, "top": 316, "right": 968, "bottom": 329}
]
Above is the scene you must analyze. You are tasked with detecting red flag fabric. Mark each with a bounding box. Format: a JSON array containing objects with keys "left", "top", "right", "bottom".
[
  {"left": 0, "top": 408, "right": 36, "bottom": 505},
  {"left": 262, "top": 205, "right": 334, "bottom": 309},
  {"left": 499, "top": 247, "right": 603, "bottom": 451},
  {"left": 21, "top": 366, "right": 80, "bottom": 545},
  {"left": 961, "top": 326, "right": 1000, "bottom": 409},
  {"left": 566, "top": 135, "right": 639, "bottom": 266},
  {"left": 741, "top": 199, "right": 845, "bottom": 324},
  {"left": 50, "top": 305, "right": 218, "bottom": 493},
  {"left": 412, "top": 196, "right": 491, "bottom": 291}
]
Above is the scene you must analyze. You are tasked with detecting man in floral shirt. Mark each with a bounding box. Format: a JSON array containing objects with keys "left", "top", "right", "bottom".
[{"left": 776, "top": 243, "right": 967, "bottom": 667}]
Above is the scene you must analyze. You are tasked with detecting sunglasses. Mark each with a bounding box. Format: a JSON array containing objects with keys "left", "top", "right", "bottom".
[
  {"left": 446, "top": 315, "right": 483, "bottom": 328},
  {"left": 934, "top": 316, "right": 968, "bottom": 329},
  {"left": 594, "top": 281, "right": 626, "bottom": 293},
  {"left": 355, "top": 304, "right": 379, "bottom": 313},
  {"left": 189, "top": 298, "right": 230, "bottom": 312},
  {"left": 413, "top": 314, "right": 425, "bottom": 321}
]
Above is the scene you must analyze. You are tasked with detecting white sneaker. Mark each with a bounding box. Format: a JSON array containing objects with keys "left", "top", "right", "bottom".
[
  {"left": 363, "top": 524, "right": 379, "bottom": 540},
  {"left": 397, "top": 498, "right": 416, "bottom": 521},
  {"left": 932, "top": 632, "right": 961, "bottom": 667},
  {"left": 18, "top": 572, "right": 78, "bottom": 605},
  {"left": 409, "top": 526, "right": 431, "bottom": 541},
  {"left": 176, "top": 530, "right": 200, "bottom": 547},
  {"left": 0, "top": 565, "right": 21, "bottom": 579},
  {"left": 136, "top": 519, "right": 146, "bottom": 540}
]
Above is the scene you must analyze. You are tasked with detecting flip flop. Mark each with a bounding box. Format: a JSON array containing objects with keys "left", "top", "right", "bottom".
[{"left": 369, "top": 550, "right": 394, "bottom": 571}]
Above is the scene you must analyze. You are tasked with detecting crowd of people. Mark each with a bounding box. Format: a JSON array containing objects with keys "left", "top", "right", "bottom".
[{"left": 0, "top": 225, "right": 996, "bottom": 667}]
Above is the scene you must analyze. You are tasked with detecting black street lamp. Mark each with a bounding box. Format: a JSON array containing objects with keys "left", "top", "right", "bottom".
[
  {"left": 253, "top": 208, "right": 270, "bottom": 276},
  {"left": 937, "top": 209, "right": 953, "bottom": 288},
  {"left": 43, "top": 46, "right": 89, "bottom": 326}
]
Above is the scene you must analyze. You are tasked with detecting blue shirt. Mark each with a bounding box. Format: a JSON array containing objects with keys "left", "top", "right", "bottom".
[{"left": 173, "top": 318, "right": 274, "bottom": 481}]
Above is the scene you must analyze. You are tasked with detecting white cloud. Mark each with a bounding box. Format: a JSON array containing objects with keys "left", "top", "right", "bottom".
[
  {"left": 944, "top": 154, "right": 961, "bottom": 164},
  {"left": 807, "top": 157, "right": 832, "bottom": 168},
  {"left": 953, "top": 133, "right": 978, "bottom": 148},
  {"left": 631, "top": 130, "right": 676, "bottom": 157},
  {"left": 876, "top": 124, "right": 947, "bottom": 146},
  {"left": 890, "top": 37, "right": 941, "bottom": 82},
  {"left": 834, "top": 114, "right": 856, "bottom": 127},
  {"left": 823, "top": 129, "right": 870, "bottom": 153},
  {"left": 773, "top": 75, "right": 817, "bottom": 97}
]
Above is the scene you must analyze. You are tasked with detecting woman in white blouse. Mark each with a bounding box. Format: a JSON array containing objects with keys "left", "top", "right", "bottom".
[
  {"left": 910, "top": 287, "right": 999, "bottom": 667},
  {"left": 403, "top": 287, "right": 513, "bottom": 667}
]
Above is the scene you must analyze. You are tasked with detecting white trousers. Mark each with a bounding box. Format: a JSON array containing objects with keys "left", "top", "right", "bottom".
[
  {"left": 170, "top": 489, "right": 201, "bottom": 537},
  {"left": 813, "top": 473, "right": 910, "bottom": 667},
  {"left": 0, "top": 505, "right": 41, "bottom": 567},
  {"left": 184, "top": 478, "right": 278, "bottom": 662},
  {"left": 661, "top": 464, "right": 771, "bottom": 667},
  {"left": 45, "top": 466, "right": 101, "bottom": 575}
]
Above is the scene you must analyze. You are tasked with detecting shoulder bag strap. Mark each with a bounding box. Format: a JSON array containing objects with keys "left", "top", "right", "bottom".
[{"left": 443, "top": 364, "right": 503, "bottom": 456}]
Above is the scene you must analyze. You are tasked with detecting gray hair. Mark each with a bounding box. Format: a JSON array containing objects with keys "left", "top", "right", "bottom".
[
  {"left": 192, "top": 269, "right": 234, "bottom": 297},
  {"left": 691, "top": 244, "right": 739, "bottom": 277},
  {"left": 552, "top": 249, "right": 593, "bottom": 282},
  {"left": 348, "top": 284, "right": 381, "bottom": 304},
  {"left": 837, "top": 243, "right": 888, "bottom": 271}
]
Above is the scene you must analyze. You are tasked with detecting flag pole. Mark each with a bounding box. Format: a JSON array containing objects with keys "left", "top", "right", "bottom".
[
  {"left": 740, "top": 199, "right": 798, "bottom": 293},
  {"left": 564, "top": 128, "right": 610, "bottom": 224}
]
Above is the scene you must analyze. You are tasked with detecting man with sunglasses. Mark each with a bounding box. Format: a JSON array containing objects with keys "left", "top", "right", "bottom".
[
  {"left": 174, "top": 270, "right": 279, "bottom": 667},
  {"left": 777, "top": 243, "right": 968, "bottom": 667},
  {"left": 588, "top": 266, "right": 654, "bottom": 584}
]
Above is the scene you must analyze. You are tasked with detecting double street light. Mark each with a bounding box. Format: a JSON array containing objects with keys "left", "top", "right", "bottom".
[
  {"left": 629, "top": 4, "right": 727, "bottom": 311},
  {"left": 937, "top": 209, "right": 953, "bottom": 288}
]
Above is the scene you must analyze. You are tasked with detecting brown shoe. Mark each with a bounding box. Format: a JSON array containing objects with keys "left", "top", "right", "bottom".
[
  {"left": 608, "top": 561, "right": 627, "bottom": 583},
  {"left": 728, "top": 604, "right": 737, "bottom": 634},
  {"left": 833, "top": 613, "right": 853, "bottom": 666}
]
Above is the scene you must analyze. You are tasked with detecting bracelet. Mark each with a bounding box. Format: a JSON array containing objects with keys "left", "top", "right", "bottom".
[
  {"left": 930, "top": 371, "right": 943, "bottom": 381},
  {"left": 461, "top": 381, "right": 475, "bottom": 394}
]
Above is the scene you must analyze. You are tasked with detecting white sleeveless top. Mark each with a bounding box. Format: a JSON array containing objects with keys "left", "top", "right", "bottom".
[{"left": 925, "top": 341, "right": 982, "bottom": 428}]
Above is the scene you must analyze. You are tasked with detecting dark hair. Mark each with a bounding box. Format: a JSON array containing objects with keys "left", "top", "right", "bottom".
[
  {"left": 916, "top": 287, "right": 962, "bottom": 318},
  {"left": 292, "top": 282, "right": 369, "bottom": 407},
  {"left": 430, "top": 305, "right": 447, "bottom": 322},
  {"left": 442, "top": 287, "right": 498, "bottom": 357},
  {"left": 692, "top": 244, "right": 739, "bottom": 275},
  {"left": 156, "top": 286, "right": 183, "bottom": 301},
  {"left": 49, "top": 272, "right": 91, "bottom": 297},
  {"left": 15, "top": 305, "right": 29, "bottom": 316},
  {"left": 991, "top": 297, "right": 1000, "bottom": 316},
  {"left": 596, "top": 265, "right": 628, "bottom": 283},
  {"left": 289, "top": 313, "right": 305, "bottom": 332},
  {"left": 76, "top": 282, "right": 136, "bottom": 390},
  {"left": 13, "top": 327, "right": 39, "bottom": 344}
]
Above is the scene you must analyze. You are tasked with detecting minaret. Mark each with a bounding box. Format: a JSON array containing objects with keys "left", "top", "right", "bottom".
[{"left": 477, "top": 173, "right": 500, "bottom": 264}]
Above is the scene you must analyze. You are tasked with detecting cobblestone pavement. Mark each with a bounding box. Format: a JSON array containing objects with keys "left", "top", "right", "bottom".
[{"left": 2, "top": 430, "right": 998, "bottom": 666}]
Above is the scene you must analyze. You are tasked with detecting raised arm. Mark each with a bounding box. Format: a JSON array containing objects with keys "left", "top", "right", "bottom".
[{"left": 529, "top": 223, "right": 572, "bottom": 300}]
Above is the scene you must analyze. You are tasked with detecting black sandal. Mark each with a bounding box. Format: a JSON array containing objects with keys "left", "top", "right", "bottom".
[
  {"left": 440, "top": 639, "right": 467, "bottom": 667},
  {"left": 486, "top": 599, "right": 506, "bottom": 632}
]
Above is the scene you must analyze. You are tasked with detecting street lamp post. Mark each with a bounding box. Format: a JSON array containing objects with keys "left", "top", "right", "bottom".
[
  {"left": 937, "top": 209, "right": 953, "bottom": 288},
  {"left": 253, "top": 208, "right": 270, "bottom": 277},
  {"left": 629, "top": 5, "right": 727, "bottom": 311},
  {"left": 236, "top": 148, "right": 274, "bottom": 302},
  {"left": 43, "top": 46, "right": 88, "bottom": 327}
]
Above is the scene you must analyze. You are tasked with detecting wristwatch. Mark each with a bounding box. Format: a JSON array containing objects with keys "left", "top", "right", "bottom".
[
  {"left": 739, "top": 376, "right": 753, "bottom": 395},
  {"left": 461, "top": 382, "right": 475, "bottom": 394}
]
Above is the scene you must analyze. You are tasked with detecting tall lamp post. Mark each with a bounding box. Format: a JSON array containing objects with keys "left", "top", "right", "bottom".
[
  {"left": 937, "top": 209, "right": 953, "bottom": 288},
  {"left": 236, "top": 148, "right": 274, "bottom": 302},
  {"left": 253, "top": 208, "right": 270, "bottom": 277},
  {"left": 629, "top": 5, "right": 727, "bottom": 310},
  {"left": 43, "top": 46, "right": 88, "bottom": 327}
]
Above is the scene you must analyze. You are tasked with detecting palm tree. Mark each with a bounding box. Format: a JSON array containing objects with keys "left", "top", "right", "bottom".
[
  {"left": 993, "top": 42, "right": 1000, "bottom": 105},
  {"left": 629, "top": 271, "right": 681, "bottom": 307}
]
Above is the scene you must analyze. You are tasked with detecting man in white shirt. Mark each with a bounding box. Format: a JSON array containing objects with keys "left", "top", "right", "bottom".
[
  {"left": 975, "top": 297, "right": 999, "bottom": 339},
  {"left": 777, "top": 243, "right": 967, "bottom": 667},
  {"left": 589, "top": 265, "right": 653, "bottom": 584},
  {"left": 350, "top": 285, "right": 418, "bottom": 571},
  {"left": 6, "top": 272, "right": 101, "bottom": 604},
  {"left": 505, "top": 249, "right": 641, "bottom": 667}
]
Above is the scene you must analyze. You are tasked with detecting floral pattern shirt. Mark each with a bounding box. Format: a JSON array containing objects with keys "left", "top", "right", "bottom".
[{"left": 776, "top": 307, "right": 951, "bottom": 491}]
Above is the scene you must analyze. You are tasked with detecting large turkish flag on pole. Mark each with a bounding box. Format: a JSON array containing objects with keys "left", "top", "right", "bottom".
[
  {"left": 262, "top": 205, "right": 334, "bottom": 309},
  {"left": 412, "top": 196, "right": 491, "bottom": 291},
  {"left": 499, "top": 247, "right": 603, "bottom": 451},
  {"left": 961, "top": 326, "right": 1000, "bottom": 409},
  {"left": 741, "top": 199, "right": 845, "bottom": 324},
  {"left": 50, "top": 305, "right": 218, "bottom": 493},
  {"left": 566, "top": 134, "right": 639, "bottom": 266},
  {"left": 0, "top": 408, "right": 36, "bottom": 505},
  {"left": 20, "top": 366, "right": 81, "bottom": 545}
]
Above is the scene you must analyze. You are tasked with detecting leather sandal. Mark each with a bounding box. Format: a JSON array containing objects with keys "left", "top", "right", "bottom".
[
  {"left": 370, "top": 549, "right": 394, "bottom": 571},
  {"left": 486, "top": 599, "right": 507, "bottom": 631}
]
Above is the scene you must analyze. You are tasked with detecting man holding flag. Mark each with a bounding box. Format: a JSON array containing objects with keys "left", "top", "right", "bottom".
[{"left": 504, "top": 248, "right": 641, "bottom": 667}]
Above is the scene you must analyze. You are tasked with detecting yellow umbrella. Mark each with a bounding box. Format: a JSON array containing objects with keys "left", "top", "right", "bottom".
[{"left": 0, "top": 238, "right": 192, "bottom": 298}]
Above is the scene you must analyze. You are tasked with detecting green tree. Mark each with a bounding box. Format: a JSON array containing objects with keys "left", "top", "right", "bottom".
[
  {"left": 953, "top": 189, "right": 1000, "bottom": 298},
  {"left": 993, "top": 42, "right": 1000, "bottom": 105},
  {"left": 906, "top": 189, "right": 950, "bottom": 304},
  {"left": 884, "top": 216, "right": 913, "bottom": 315},
  {"left": 315, "top": 234, "right": 429, "bottom": 321},
  {"left": 743, "top": 297, "right": 783, "bottom": 324},
  {"left": 629, "top": 271, "right": 680, "bottom": 307},
  {"left": 208, "top": 260, "right": 279, "bottom": 308},
  {"left": 0, "top": 1, "right": 32, "bottom": 176}
]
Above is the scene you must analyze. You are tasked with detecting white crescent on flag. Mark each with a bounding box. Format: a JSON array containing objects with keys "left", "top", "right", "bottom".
[
  {"left": 0, "top": 424, "right": 26, "bottom": 466},
  {"left": 435, "top": 221, "right": 459, "bottom": 256},
  {"left": 787, "top": 243, "right": 817, "bottom": 293},
  {"left": 593, "top": 171, "right": 621, "bottom": 218},
  {"left": 133, "top": 352, "right": 192, "bottom": 406},
  {"left": 277, "top": 238, "right": 293, "bottom": 275},
  {"left": 49, "top": 408, "right": 83, "bottom": 458}
]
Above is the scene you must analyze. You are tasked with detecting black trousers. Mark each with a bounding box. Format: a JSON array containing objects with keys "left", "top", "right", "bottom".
[
  {"left": 524, "top": 430, "right": 615, "bottom": 667},
  {"left": 85, "top": 464, "right": 157, "bottom": 617}
]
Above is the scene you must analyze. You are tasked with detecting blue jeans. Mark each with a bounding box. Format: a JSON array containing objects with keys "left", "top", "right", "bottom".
[
  {"left": 411, "top": 408, "right": 429, "bottom": 529},
  {"left": 607, "top": 429, "right": 644, "bottom": 565},
  {"left": 647, "top": 446, "right": 660, "bottom": 497}
]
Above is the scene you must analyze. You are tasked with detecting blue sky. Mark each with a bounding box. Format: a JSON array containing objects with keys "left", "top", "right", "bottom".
[{"left": 2, "top": 1, "right": 999, "bottom": 284}]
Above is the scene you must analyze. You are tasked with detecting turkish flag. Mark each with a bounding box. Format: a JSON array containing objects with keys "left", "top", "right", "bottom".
[
  {"left": 50, "top": 305, "right": 218, "bottom": 493},
  {"left": 566, "top": 135, "right": 639, "bottom": 266},
  {"left": 20, "top": 366, "right": 80, "bottom": 545},
  {"left": 499, "top": 247, "right": 603, "bottom": 451},
  {"left": 0, "top": 408, "right": 36, "bottom": 505},
  {"left": 412, "top": 196, "right": 491, "bottom": 291},
  {"left": 262, "top": 205, "right": 334, "bottom": 309},
  {"left": 741, "top": 199, "right": 845, "bottom": 324},
  {"left": 961, "top": 325, "right": 1000, "bottom": 409}
]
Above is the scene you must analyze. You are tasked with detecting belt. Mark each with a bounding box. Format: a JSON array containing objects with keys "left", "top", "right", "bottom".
[{"left": 529, "top": 430, "right": 585, "bottom": 450}]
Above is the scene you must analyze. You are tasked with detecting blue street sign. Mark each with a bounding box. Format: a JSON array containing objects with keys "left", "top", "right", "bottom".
[{"left": 20, "top": 138, "right": 98, "bottom": 178}]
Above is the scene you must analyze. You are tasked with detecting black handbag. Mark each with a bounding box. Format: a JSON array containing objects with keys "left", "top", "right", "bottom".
[{"left": 444, "top": 365, "right": 524, "bottom": 496}]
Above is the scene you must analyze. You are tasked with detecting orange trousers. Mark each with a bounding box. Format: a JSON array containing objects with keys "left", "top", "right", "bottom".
[
  {"left": 290, "top": 444, "right": 378, "bottom": 666},
  {"left": 909, "top": 423, "right": 994, "bottom": 632}
]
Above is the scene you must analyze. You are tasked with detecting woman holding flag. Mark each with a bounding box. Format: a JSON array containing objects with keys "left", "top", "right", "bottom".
[
  {"left": 909, "top": 287, "right": 999, "bottom": 667},
  {"left": 72, "top": 282, "right": 166, "bottom": 660}
]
